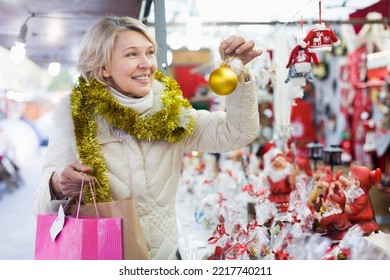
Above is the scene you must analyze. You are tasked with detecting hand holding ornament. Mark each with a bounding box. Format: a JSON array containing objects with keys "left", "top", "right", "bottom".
[
  {"left": 209, "top": 35, "right": 262, "bottom": 95},
  {"left": 219, "top": 35, "right": 262, "bottom": 65}
]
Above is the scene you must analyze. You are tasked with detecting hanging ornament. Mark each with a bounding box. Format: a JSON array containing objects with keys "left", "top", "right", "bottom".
[
  {"left": 286, "top": 45, "right": 319, "bottom": 73},
  {"left": 285, "top": 63, "right": 315, "bottom": 86},
  {"left": 288, "top": 16, "right": 319, "bottom": 74},
  {"left": 300, "top": 0, "right": 341, "bottom": 53},
  {"left": 209, "top": 56, "right": 243, "bottom": 96},
  {"left": 285, "top": 17, "right": 319, "bottom": 87}
]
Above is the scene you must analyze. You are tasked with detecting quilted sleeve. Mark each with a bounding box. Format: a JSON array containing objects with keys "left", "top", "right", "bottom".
[
  {"left": 183, "top": 80, "right": 259, "bottom": 153},
  {"left": 33, "top": 95, "right": 78, "bottom": 215}
]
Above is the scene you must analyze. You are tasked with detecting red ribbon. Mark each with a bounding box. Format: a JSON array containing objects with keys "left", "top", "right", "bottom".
[
  {"left": 207, "top": 223, "right": 229, "bottom": 244},
  {"left": 272, "top": 233, "right": 293, "bottom": 260},
  {"left": 246, "top": 220, "right": 263, "bottom": 232},
  {"left": 242, "top": 183, "right": 265, "bottom": 197},
  {"left": 217, "top": 192, "right": 224, "bottom": 204},
  {"left": 291, "top": 214, "right": 301, "bottom": 225},
  {"left": 274, "top": 249, "right": 290, "bottom": 260},
  {"left": 226, "top": 243, "right": 248, "bottom": 259}
]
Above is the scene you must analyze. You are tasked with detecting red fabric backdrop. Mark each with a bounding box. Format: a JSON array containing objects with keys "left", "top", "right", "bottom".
[
  {"left": 290, "top": 98, "right": 316, "bottom": 158},
  {"left": 349, "top": 0, "right": 389, "bottom": 33},
  {"left": 173, "top": 66, "right": 208, "bottom": 99}
]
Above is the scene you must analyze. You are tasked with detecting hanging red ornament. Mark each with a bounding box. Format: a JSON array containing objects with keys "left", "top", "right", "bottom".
[
  {"left": 300, "top": 0, "right": 341, "bottom": 53},
  {"left": 285, "top": 44, "right": 320, "bottom": 85}
]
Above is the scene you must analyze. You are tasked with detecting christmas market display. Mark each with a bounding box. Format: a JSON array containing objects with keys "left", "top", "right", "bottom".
[
  {"left": 0, "top": 0, "right": 389, "bottom": 264},
  {"left": 174, "top": 1, "right": 390, "bottom": 260}
]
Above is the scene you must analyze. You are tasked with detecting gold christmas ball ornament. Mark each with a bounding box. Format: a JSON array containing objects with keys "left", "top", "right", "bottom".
[{"left": 209, "top": 64, "right": 238, "bottom": 96}]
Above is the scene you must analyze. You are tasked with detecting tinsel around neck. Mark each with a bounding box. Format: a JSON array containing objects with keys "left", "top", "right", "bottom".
[{"left": 70, "top": 71, "right": 194, "bottom": 202}]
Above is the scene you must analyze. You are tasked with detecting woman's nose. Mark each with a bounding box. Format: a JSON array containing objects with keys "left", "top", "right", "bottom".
[{"left": 138, "top": 55, "right": 152, "bottom": 68}]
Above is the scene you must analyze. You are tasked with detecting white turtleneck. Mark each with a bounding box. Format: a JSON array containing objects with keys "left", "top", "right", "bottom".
[{"left": 108, "top": 86, "right": 154, "bottom": 115}]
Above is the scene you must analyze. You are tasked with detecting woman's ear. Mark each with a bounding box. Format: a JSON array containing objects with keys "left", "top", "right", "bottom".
[{"left": 102, "top": 66, "right": 110, "bottom": 78}]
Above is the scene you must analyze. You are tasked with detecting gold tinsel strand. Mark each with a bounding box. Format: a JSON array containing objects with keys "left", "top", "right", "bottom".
[{"left": 70, "top": 71, "right": 194, "bottom": 203}]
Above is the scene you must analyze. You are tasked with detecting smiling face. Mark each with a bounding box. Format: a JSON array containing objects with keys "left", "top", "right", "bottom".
[
  {"left": 323, "top": 199, "right": 335, "bottom": 212},
  {"left": 102, "top": 30, "right": 158, "bottom": 97},
  {"left": 339, "top": 172, "right": 359, "bottom": 191}
]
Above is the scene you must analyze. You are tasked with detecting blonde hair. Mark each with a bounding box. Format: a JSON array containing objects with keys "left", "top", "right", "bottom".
[{"left": 77, "top": 16, "right": 157, "bottom": 86}]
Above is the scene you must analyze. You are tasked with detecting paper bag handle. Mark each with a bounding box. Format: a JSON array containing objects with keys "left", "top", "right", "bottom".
[{"left": 75, "top": 175, "right": 100, "bottom": 219}]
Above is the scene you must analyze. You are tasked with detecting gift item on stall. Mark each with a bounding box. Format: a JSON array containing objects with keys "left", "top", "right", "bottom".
[
  {"left": 322, "top": 225, "right": 389, "bottom": 260},
  {"left": 178, "top": 148, "right": 390, "bottom": 260},
  {"left": 308, "top": 167, "right": 343, "bottom": 212},
  {"left": 195, "top": 192, "right": 224, "bottom": 228},
  {"left": 313, "top": 186, "right": 352, "bottom": 241},
  {"left": 258, "top": 141, "right": 277, "bottom": 172},
  {"left": 265, "top": 153, "right": 296, "bottom": 205},
  {"left": 339, "top": 164, "right": 382, "bottom": 235}
]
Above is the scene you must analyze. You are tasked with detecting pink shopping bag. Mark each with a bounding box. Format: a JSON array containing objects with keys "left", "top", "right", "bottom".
[
  {"left": 34, "top": 176, "right": 123, "bottom": 260},
  {"left": 34, "top": 213, "right": 122, "bottom": 260}
]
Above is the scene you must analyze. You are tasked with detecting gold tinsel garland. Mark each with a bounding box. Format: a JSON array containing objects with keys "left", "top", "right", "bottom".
[{"left": 71, "top": 71, "right": 195, "bottom": 203}]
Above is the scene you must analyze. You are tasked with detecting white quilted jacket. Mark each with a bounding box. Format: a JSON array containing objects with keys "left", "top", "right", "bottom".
[{"left": 34, "top": 78, "right": 259, "bottom": 259}]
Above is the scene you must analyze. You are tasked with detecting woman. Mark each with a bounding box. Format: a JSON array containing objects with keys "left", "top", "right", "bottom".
[{"left": 34, "top": 16, "right": 262, "bottom": 259}]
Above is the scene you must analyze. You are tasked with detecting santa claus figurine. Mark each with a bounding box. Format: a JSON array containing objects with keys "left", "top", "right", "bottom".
[
  {"left": 308, "top": 166, "right": 342, "bottom": 213},
  {"left": 313, "top": 186, "right": 352, "bottom": 241},
  {"left": 257, "top": 141, "right": 277, "bottom": 172},
  {"left": 266, "top": 153, "right": 296, "bottom": 205},
  {"left": 338, "top": 164, "right": 382, "bottom": 235}
]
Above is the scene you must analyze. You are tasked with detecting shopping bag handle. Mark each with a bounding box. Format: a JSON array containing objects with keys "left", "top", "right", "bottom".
[
  {"left": 75, "top": 175, "right": 100, "bottom": 219},
  {"left": 49, "top": 175, "right": 101, "bottom": 242}
]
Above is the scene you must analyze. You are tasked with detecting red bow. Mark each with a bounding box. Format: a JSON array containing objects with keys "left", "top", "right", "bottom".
[
  {"left": 207, "top": 223, "right": 230, "bottom": 244},
  {"left": 242, "top": 183, "right": 265, "bottom": 197},
  {"left": 226, "top": 243, "right": 248, "bottom": 259}
]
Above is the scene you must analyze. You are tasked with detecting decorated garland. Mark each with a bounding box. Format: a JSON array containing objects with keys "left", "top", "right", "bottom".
[{"left": 71, "top": 70, "right": 195, "bottom": 203}]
